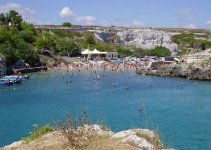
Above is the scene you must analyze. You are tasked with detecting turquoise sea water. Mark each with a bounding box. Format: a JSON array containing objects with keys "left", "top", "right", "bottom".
[{"left": 0, "top": 71, "right": 211, "bottom": 149}]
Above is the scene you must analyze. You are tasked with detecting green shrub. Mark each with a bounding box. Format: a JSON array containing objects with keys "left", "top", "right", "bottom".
[
  {"left": 147, "top": 46, "right": 171, "bottom": 57},
  {"left": 56, "top": 40, "right": 80, "bottom": 56},
  {"left": 62, "top": 22, "right": 72, "bottom": 27},
  {"left": 85, "top": 35, "right": 96, "bottom": 45},
  {"left": 19, "top": 30, "right": 35, "bottom": 43},
  {"left": 0, "top": 42, "right": 19, "bottom": 66},
  {"left": 22, "top": 124, "right": 54, "bottom": 143},
  {"left": 16, "top": 41, "right": 40, "bottom": 67},
  {"left": 172, "top": 33, "right": 211, "bottom": 51},
  {"left": 116, "top": 46, "right": 133, "bottom": 57}
]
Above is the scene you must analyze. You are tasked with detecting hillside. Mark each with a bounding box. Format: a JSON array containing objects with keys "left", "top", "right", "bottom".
[
  {"left": 35, "top": 25, "right": 211, "bottom": 54},
  {"left": 1, "top": 10, "right": 211, "bottom": 76}
]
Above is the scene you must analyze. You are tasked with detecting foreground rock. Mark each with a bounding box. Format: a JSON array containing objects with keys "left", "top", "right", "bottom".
[{"left": 1, "top": 125, "right": 173, "bottom": 150}]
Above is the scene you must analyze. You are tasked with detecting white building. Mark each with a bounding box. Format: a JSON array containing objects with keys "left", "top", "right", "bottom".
[
  {"left": 106, "top": 52, "right": 118, "bottom": 60},
  {"left": 81, "top": 49, "right": 118, "bottom": 60}
]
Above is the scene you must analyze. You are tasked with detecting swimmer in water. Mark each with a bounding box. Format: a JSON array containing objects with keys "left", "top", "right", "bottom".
[{"left": 138, "top": 107, "right": 144, "bottom": 112}]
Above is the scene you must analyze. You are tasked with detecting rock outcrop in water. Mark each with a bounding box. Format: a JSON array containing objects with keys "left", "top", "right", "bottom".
[
  {"left": 1, "top": 125, "right": 174, "bottom": 150},
  {"left": 137, "top": 63, "right": 211, "bottom": 80}
]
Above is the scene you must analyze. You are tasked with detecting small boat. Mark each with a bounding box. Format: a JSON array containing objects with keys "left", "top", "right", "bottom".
[
  {"left": 0, "top": 75, "right": 22, "bottom": 86},
  {"left": 0, "top": 78, "right": 13, "bottom": 86},
  {"left": 7, "top": 75, "right": 22, "bottom": 83}
]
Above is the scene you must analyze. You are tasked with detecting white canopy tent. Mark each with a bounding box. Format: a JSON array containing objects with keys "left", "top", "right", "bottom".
[
  {"left": 81, "top": 49, "right": 92, "bottom": 55},
  {"left": 81, "top": 49, "right": 118, "bottom": 60},
  {"left": 91, "top": 49, "right": 107, "bottom": 54}
]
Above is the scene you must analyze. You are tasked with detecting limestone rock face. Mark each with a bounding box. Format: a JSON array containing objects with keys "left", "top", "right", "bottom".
[
  {"left": 113, "top": 129, "right": 162, "bottom": 150},
  {"left": 94, "top": 28, "right": 179, "bottom": 53},
  {"left": 117, "top": 29, "right": 178, "bottom": 52}
]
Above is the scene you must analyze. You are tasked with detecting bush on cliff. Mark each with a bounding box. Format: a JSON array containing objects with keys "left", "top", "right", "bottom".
[
  {"left": 147, "top": 46, "right": 171, "bottom": 57},
  {"left": 85, "top": 35, "right": 96, "bottom": 45},
  {"left": 55, "top": 40, "right": 80, "bottom": 56},
  {"left": 22, "top": 124, "right": 54, "bottom": 143},
  {"left": 172, "top": 33, "right": 211, "bottom": 52},
  {"left": 0, "top": 42, "right": 19, "bottom": 66}
]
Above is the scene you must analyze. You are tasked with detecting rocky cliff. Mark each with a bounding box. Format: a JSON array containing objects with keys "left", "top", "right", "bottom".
[
  {"left": 93, "top": 28, "right": 179, "bottom": 53},
  {"left": 1, "top": 125, "right": 174, "bottom": 150},
  {"left": 34, "top": 25, "right": 179, "bottom": 53}
]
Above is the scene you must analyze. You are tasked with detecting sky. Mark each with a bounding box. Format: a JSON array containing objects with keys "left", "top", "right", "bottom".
[{"left": 0, "top": 0, "right": 211, "bottom": 29}]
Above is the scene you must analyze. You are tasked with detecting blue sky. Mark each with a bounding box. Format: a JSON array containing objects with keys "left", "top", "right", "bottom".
[{"left": 0, "top": 0, "right": 211, "bottom": 29}]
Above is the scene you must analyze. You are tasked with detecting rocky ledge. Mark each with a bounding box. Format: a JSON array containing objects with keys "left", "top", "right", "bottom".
[
  {"left": 137, "top": 63, "right": 211, "bottom": 80},
  {"left": 1, "top": 125, "right": 174, "bottom": 150}
]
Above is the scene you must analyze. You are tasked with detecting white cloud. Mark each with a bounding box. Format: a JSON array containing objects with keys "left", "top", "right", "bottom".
[
  {"left": 184, "top": 24, "right": 197, "bottom": 29},
  {"left": 0, "top": 2, "right": 52, "bottom": 25},
  {"left": 132, "top": 20, "right": 144, "bottom": 26},
  {"left": 59, "top": 6, "right": 96, "bottom": 25},
  {"left": 0, "top": 2, "right": 35, "bottom": 20},
  {"left": 206, "top": 20, "right": 211, "bottom": 26},
  {"left": 178, "top": 8, "right": 192, "bottom": 14},
  {"left": 76, "top": 16, "right": 96, "bottom": 25},
  {"left": 59, "top": 7, "right": 74, "bottom": 18}
]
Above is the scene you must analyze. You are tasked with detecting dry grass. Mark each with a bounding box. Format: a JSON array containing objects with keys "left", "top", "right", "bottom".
[
  {"left": 2, "top": 133, "right": 141, "bottom": 150},
  {"left": 86, "top": 137, "right": 140, "bottom": 150},
  {"left": 57, "top": 111, "right": 98, "bottom": 149}
]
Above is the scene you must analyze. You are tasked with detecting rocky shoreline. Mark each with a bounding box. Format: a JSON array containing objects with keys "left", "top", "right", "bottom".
[
  {"left": 1, "top": 125, "right": 174, "bottom": 150},
  {"left": 137, "top": 63, "right": 211, "bottom": 81}
]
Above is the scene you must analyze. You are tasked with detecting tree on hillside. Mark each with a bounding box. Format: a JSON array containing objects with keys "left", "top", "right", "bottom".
[
  {"left": 56, "top": 40, "right": 80, "bottom": 56},
  {"left": 147, "top": 46, "right": 171, "bottom": 57},
  {"left": 21, "top": 22, "right": 37, "bottom": 35},
  {"left": 35, "top": 38, "right": 51, "bottom": 50},
  {"left": 117, "top": 47, "right": 133, "bottom": 57},
  {"left": 35, "top": 32, "right": 56, "bottom": 50},
  {"left": 0, "top": 42, "right": 19, "bottom": 66},
  {"left": 62, "top": 22, "right": 72, "bottom": 27},
  {"left": 0, "top": 27, "right": 12, "bottom": 43},
  {"left": 0, "top": 10, "right": 23, "bottom": 29},
  {"left": 8, "top": 10, "right": 23, "bottom": 30},
  {"left": 16, "top": 41, "right": 40, "bottom": 67},
  {"left": 85, "top": 35, "right": 96, "bottom": 45}
]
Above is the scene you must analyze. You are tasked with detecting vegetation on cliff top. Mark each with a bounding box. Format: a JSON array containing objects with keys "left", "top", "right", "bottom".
[
  {"left": 172, "top": 33, "right": 211, "bottom": 55},
  {"left": 22, "top": 124, "right": 54, "bottom": 143}
]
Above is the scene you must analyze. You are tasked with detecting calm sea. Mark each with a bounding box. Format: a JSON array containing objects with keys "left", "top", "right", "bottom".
[{"left": 0, "top": 71, "right": 210, "bottom": 149}]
